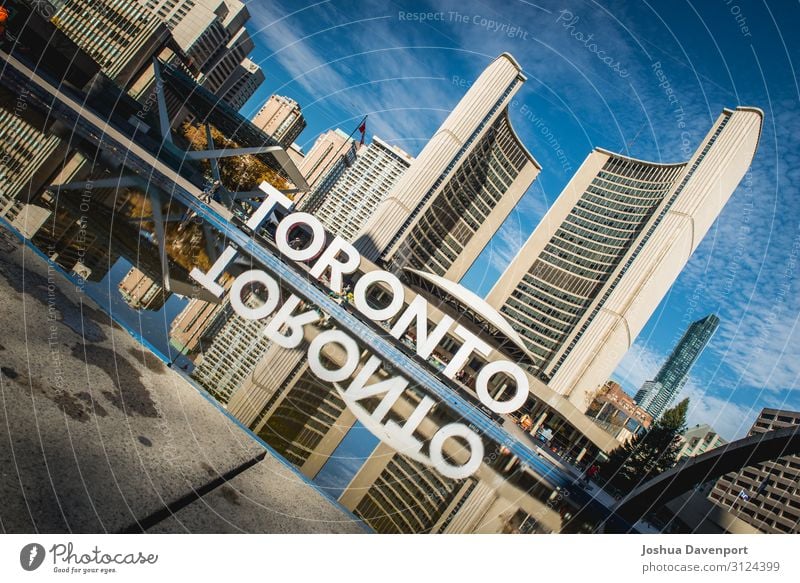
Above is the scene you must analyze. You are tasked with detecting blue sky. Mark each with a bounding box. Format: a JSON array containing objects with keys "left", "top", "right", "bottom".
[{"left": 237, "top": 0, "right": 799, "bottom": 440}]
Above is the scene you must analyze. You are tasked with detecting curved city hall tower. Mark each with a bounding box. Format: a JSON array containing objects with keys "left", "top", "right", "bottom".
[
  {"left": 486, "top": 107, "right": 763, "bottom": 411},
  {"left": 355, "top": 53, "right": 540, "bottom": 281}
]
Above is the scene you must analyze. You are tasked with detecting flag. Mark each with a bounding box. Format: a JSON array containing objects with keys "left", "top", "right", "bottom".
[
  {"left": 358, "top": 119, "right": 366, "bottom": 146},
  {"left": 738, "top": 489, "right": 750, "bottom": 501}
]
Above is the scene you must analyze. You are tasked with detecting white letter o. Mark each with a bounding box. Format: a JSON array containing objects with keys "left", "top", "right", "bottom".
[
  {"left": 307, "top": 330, "right": 360, "bottom": 382},
  {"left": 276, "top": 212, "right": 326, "bottom": 262},
  {"left": 429, "top": 424, "right": 484, "bottom": 480},
  {"left": 353, "top": 270, "right": 405, "bottom": 321},
  {"left": 475, "top": 360, "right": 529, "bottom": 414},
  {"left": 230, "top": 270, "right": 280, "bottom": 320}
]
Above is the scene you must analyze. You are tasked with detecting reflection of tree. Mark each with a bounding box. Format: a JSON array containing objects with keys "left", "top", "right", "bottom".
[
  {"left": 181, "top": 122, "right": 290, "bottom": 193},
  {"left": 124, "top": 189, "right": 211, "bottom": 273}
]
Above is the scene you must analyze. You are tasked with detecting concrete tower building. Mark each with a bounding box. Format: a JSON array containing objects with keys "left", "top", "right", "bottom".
[
  {"left": 486, "top": 107, "right": 762, "bottom": 411},
  {"left": 252, "top": 94, "right": 307, "bottom": 147},
  {"left": 634, "top": 314, "right": 720, "bottom": 419},
  {"left": 355, "top": 53, "right": 540, "bottom": 282},
  {"left": 309, "top": 137, "right": 414, "bottom": 242},
  {"left": 294, "top": 128, "right": 358, "bottom": 207},
  {"left": 138, "top": 0, "right": 264, "bottom": 109}
]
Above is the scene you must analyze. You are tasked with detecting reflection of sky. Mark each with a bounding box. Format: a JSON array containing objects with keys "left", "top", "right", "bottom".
[
  {"left": 312, "top": 421, "right": 379, "bottom": 500},
  {"left": 84, "top": 257, "right": 188, "bottom": 361}
]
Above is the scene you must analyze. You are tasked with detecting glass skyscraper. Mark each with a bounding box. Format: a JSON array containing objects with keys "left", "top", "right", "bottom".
[{"left": 634, "top": 314, "right": 720, "bottom": 419}]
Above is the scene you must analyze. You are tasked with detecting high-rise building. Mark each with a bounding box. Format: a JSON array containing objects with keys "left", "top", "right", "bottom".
[
  {"left": 52, "top": 0, "right": 169, "bottom": 86},
  {"left": 217, "top": 57, "right": 264, "bottom": 111},
  {"left": 296, "top": 129, "right": 357, "bottom": 195},
  {"left": 252, "top": 94, "right": 307, "bottom": 147},
  {"left": 486, "top": 108, "right": 762, "bottom": 411},
  {"left": 1, "top": 0, "right": 168, "bottom": 213},
  {"left": 138, "top": 0, "right": 264, "bottom": 109},
  {"left": 676, "top": 424, "right": 726, "bottom": 461},
  {"left": 118, "top": 267, "right": 170, "bottom": 311},
  {"left": 308, "top": 137, "right": 414, "bottom": 242},
  {"left": 708, "top": 409, "right": 800, "bottom": 533},
  {"left": 356, "top": 53, "right": 540, "bottom": 282},
  {"left": 169, "top": 295, "right": 229, "bottom": 357},
  {"left": 634, "top": 314, "right": 720, "bottom": 419},
  {"left": 191, "top": 293, "right": 274, "bottom": 404}
]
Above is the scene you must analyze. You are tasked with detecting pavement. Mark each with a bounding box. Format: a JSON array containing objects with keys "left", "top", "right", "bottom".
[{"left": 0, "top": 224, "right": 364, "bottom": 534}]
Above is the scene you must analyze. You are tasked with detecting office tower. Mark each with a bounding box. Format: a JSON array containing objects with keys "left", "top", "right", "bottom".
[
  {"left": 308, "top": 137, "right": 414, "bottom": 242},
  {"left": 218, "top": 57, "right": 264, "bottom": 111},
  {"left": 708, "top": 409, "right": 800, "bottom": 533},
  {"left": 0, "top": 0, "right": 168, "bottom": 211},
  {"left": 138, "top": 0, "right": 264, "bottom": 109},
  {"left": 586, "top": 380, "right": 652, "bottom": 442},
  {"left": 287, "top": 143, "right": 305, "bottom": 168},
  {"left": 191, "top": 294, "right": 274, "bottom": 404},
  {"left": 634, "top": 314, "right": 720, "bottom": 419},
  {"left": 297, "top": 129, "right": 357, "bottom": 191},
  {"left": 118, "top": 267, "right": 170, "bottom": 311},
  {"left": 51, "top": 0, "right": 169, "bottom": 86},
  {"left": 355, "top": 53, "right": 541, "bottom": 282},
  {"left": 252, "top": 94, "right": 307, "bottom": 147},
  {"left": 169, "top": 296, "right": 229, "bottom": 357},
  {"left": 486, "top": 108, "right": 762, "bottom": 411},
  {"left": 676, "top": 424, "right": 727, "bottom": 461}
]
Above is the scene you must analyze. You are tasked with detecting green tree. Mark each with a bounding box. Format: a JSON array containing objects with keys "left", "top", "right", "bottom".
[{"left": 600, "top": 398, "right": 689, "bottom": 495}]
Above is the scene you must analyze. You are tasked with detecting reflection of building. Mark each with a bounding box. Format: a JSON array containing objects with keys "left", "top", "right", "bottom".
[
  {"left": 118, "top": 267, "right": 170, "bottom": 311},
  {"left": 707, "top": 409, "right": 800, "bottom": 533},
  {"left": 486, "top": 109, "right": 762, "bottom": 411},
  {"left": 356, "top": 53, "right": 540, "bottom": 282},
  {"left": 296, "top": 129, "right": 358, "bottom": 199},
  {"left": 169, "top": 296, "right": 229, "bottom": 358},
  {"left": 586, "top": 380, "right": 652, "bottom": 442},
  {"left": 634, "top": 314, "right": 719, "bottom": 419},
  {"left": 219, "top": 248, "right": 620, "bottom": 533},
  {"left": 30, "top": 206, "right": 115, "bottom": 282},
  {"left": 676, "top": 424, "right": 726, "bottom": 461},
  {"left": 252, "top": 94, "right": 306, "bottom": 147},
  {"left": 191, "top": 293, "right": 274, "bottom": 405},
  {"left": 310, "top": 137, "right": 414, "bottom": 242}
]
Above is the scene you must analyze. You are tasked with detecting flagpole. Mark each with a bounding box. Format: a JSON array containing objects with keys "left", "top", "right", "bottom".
[{"left": 299, "top": 115, "right": 368, "bottom": 211}]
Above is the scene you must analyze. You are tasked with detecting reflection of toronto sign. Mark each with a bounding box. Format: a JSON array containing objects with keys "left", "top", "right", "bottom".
[{"left": 190, "top": 182, "right": 531, "bottom": 479}]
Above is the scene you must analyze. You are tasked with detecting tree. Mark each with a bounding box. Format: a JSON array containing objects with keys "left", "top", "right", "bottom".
[
  {"left": 181, "top": 122, "right": 290, "bottom": 193},
  {"left": 600, "top": 398, "right": 689, "bottom": 495}
]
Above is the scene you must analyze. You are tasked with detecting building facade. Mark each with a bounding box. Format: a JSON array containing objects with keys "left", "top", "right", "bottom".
[
  {"left": 586, "top": 380, "right": 652, "bottom": 442},
  {"left": 676, "top": 423, "right": 727, "bottom": 461},
  {"left": 252, "top": 94, "right": 307, "bottom": 147},
  {"left": 486, "top": 108, "right": 762, "bottom": 411},
  {"left": 708, "top": 409, "right": 800, "bottom": 533},
  {"left": 118, "top": 267, "right": 170, "bottom": 311},
  {"left": 355, "top": 53, "right": 540, "bottom": 283},
  {"left": 634, "top": 314, "right": 720, "bottom": 419},
  {"left": 138, "top": 0, "right": 264, "bottom": 109},
  {"left": 309, "top": 137, "right": 414, "bottom": 242},
  {"left": 296, "top": 129, "right": 357, "bottom": 195},
  {"left": 190, "top": 293, "right": 275, "bottom": 405}
]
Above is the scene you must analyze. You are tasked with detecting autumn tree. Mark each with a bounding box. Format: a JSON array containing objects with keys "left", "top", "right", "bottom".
[{"left": 181, "top": 122, "right": 290, "bottom": 193}]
